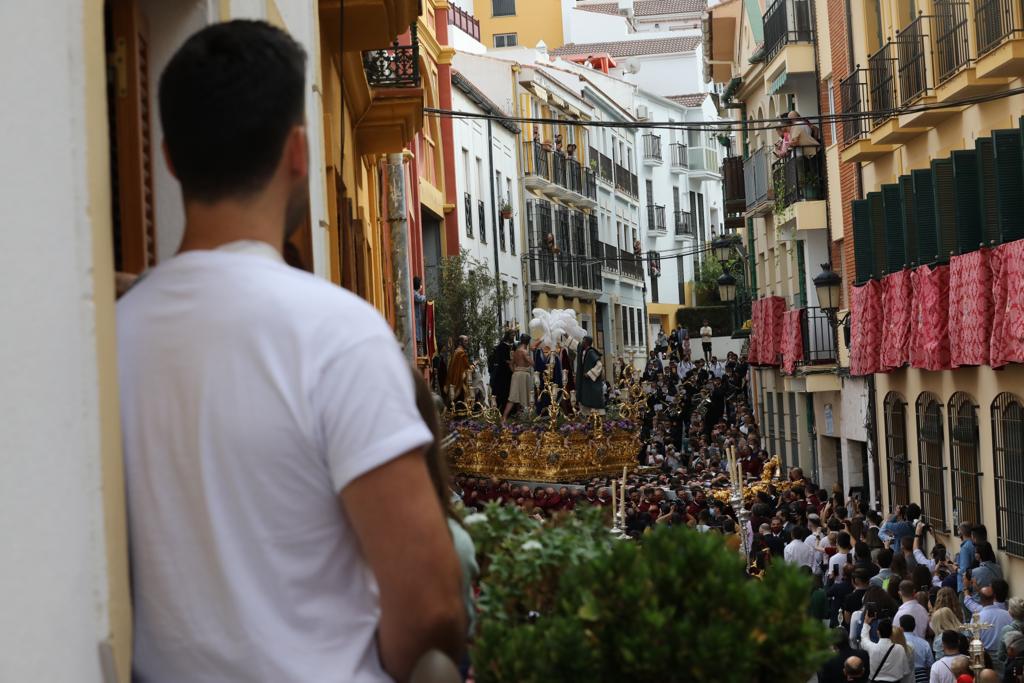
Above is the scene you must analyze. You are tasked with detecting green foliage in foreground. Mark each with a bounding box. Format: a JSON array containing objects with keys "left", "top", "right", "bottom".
[{"left": 466, "top": 505, "right": 831, "bottom": 683}]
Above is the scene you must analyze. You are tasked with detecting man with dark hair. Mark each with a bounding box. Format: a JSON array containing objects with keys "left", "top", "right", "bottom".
[
  {"left": 957, "top": 522, "right": 976, "bottom": 593},
  {"left": 119, "top": 21, "right": 465, "bottom": 683},
  {"left": 899, "top": 614, "right": 935, "bottom": 680},
  {"left": 860, "top": 615, "right": 910, "bottom": 682},
  {"left": 895, "top": 579, "right": 930, "bottom": 638},
  {"left": 931, "top": 631, "right": 966, "bottom": 683}
]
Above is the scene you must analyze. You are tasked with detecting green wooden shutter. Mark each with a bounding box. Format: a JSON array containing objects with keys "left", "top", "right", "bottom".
[
  {"left": 900, "top": 175, "right": 919, "bottom": 266},
  {"left": 914, "top": 168, "right": 939, "bottom": 264},
  {"left": 882, "top": 183, "right": 906, "bottom": 271},
  {"left": 951, "top": 149, "right": 982, "bottom": 254},
  {"left": 932, "top": 158, "right": 956, "bottom": 263},
  {"left": 868, "top": 191, "right": 888, "bottom": 276},
  {"left": 852, "top": 199, "right": 874, "bottom": 283},
  {"left": 976, "top": 137, "right": 1001, "bottom": 247},
  {"left": 994, "top": 128, "right": 1024, "bottom": 243}
]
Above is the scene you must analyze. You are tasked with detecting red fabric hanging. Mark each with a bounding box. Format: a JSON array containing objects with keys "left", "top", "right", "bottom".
[
  {"left": 909, "top": 265, "right": 951, "bottom": 371},
  {"left": 880, "top": 270, "right": 912, "bottom": 371},
  {"left": 781, "top": 309, "right": 804, "bottom": 375},
  {"left": 990, "top": 240, "right": 1024, "bottom": 368},
  {"left": 850, "top": 280, "right": 883, "bottom": 376},
  {"left": 949, "top": 249, "right": 992, "bottom": 367},
  {"left": 765, "top": 297, "right": 786, "bottom": 367}
]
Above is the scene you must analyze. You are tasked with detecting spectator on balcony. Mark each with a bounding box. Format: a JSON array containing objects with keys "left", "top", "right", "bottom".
[
  {"left": 785, "top": 110, "right": 821, "bottom": 158},
  {"left": 773, "top": 114, "right": 792, "bottom": 158}
]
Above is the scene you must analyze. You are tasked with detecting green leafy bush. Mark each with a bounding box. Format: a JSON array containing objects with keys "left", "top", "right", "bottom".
[{"left": 468, "top": 506, "right": 831, "bottom": 683}]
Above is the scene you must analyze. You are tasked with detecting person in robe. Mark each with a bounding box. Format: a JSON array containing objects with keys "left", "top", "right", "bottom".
[
  {"left": 559, "top": 344, "right": 576, "bottom": 415},
  {"left": 488, "top": 331, "right": 514, "bottom": 411},
  {"left": 575, "top": 336, "right": 606, "bottom": 415},
  {"left": 445, "top": 335, "right": 471, "bottom": 405}
]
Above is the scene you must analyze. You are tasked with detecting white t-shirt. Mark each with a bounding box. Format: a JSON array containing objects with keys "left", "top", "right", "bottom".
[
  {"left": 118, "top": 248, "right": 432, "bottom": 683},
  {"left": 700, "top": 325, "right": 712, "bottom": 342}
]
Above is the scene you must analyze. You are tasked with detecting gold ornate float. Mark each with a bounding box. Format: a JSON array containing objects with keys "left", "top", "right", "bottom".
[{"left": 444, "top": 363, "right": 644, "bottom": 482}]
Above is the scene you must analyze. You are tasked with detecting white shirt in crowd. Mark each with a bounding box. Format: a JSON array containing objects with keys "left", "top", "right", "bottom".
[
  {"left": 860, "top": 631, "right": 911, "bottom": 682},
  {"left": 784, "top": 537, "right": 815, "bottom": 569},
  {"left": 804, "top": 530, "right": 825, "bottom": 574},
  {"left": 929, "top": 655, "right": 960, "bottom": 683},
  {"left": 677, "top": 360, "right": 695, "bottom": 379},
  {"left": 700, "top": 325, "right": 713, "bottom": 342},
  {"left": 895, "top": 599, "right": 931, "bottom": 639},
  {"left": 827, "top": 548, "right": 852, "bottom": 582},
  {"left": 118, "top": 247, "right": 433, "bottom": 683},
  {"left": 709, "top": 361, "right": 725, "bottom": 378}
]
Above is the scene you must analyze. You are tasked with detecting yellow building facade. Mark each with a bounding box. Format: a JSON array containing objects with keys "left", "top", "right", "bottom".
[
  {"left": 476, "top": 0, "right": 565, "bottom": 51},
  {"left": 838, "top": 0, "right": 1024, "bottom": 588}
]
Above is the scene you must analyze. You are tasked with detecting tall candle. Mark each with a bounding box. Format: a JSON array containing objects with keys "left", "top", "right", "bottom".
[
  {"left": 620, "top": 471, "right": 627, "bottom": 527},
  {"left": 611, "top": 480, "right": 618, "bottom": 527}
]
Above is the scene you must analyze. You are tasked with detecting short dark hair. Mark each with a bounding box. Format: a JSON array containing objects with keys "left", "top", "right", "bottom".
[
  {"left": 877, "top": 618, "right": 893, "bottom": 639},
  {"left": 977, "top": 541, "right": 996, "bottom": 563},
  {"left": 994, "top": 579, "right": 1010, "bottom": 603},
  {"left": 159, "top": 20, "right": 307, "bottom": 202},
  {"left": 899, "top": 614, "right": 916, "bottom": 633},
  {"left": 942, "top": 630, "right": 961, "bottom": 650}
]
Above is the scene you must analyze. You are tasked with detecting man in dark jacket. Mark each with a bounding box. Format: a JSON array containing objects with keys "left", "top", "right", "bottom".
[
  {"left": 488, "top": 331, "right": 514, "bottom": 411},
  {"left": 819, "top": 628, "right": 871, "bottom": 683},
  {"left": 575, "top": 336, "right": 605, "bottom": 415}
]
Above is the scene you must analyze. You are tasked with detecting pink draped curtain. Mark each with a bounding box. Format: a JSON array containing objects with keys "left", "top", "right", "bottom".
[
  {"left": 880, "top": 270, "right": 912, "bottom": 371},
  {"left": 908, "top": 265, "right": 951, "bottom": 371},
  {"left": 949, "top": 249, "right": 992, "bottom": 367},
  {"left": 781, "top": 309, "right": 804, "bottom": 375},
  {"left": 850, "top": 280, "right": 882, "bottom": 376}
]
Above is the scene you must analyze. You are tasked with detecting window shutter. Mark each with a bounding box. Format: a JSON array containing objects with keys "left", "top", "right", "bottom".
[
  {"left": 932, "top": 158, "right": 956, "bottom": 263},
  {"left": 975, "top": 136, "right": 1001, "bottom": 247},
  {"left": 994, "top": 128, "right": 1024, "bottom": 243},
  {"left": 951, "top": 149, "right": 982, "bottom": 254},
  {"left": 899, "top": 175, "right": 919, "bottom": 267},
  {"left": 868, "top": 191, "right": 887, "bottom": 277},
  {"left": 110, "top": 0, "right": 157, "bottom": 274},
  {"left": 913, "top": 168, "right": 939, "bottom": 265},
  {"left": 882, "top": 183, "right": 906, "bottom": 272},
  {"left": 852, "top": 199, "right": 874, "bottom": 283}
]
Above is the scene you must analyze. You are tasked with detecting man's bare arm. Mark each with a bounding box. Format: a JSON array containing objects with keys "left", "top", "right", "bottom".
[{"left": 342, "top": 450, "right": 466, "bottom": 682}]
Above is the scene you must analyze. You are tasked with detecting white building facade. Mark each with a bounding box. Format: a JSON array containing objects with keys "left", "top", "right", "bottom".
[{"left": 451, "top": 70, "right": 527, "bottom": 331}]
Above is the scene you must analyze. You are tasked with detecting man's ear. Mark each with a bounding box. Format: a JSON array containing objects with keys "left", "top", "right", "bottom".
[
  {"left": 286, "top": 125, "right": 309, "bottom": 180},
  {"left": 162, "top": 141, "right": 178, "bottom": 179}
]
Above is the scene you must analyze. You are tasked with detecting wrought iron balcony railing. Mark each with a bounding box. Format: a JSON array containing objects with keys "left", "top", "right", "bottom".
[
  {"left": 362, "top": 24, "right": 420, "bottom": 88},
  {"left": 669, "top": 143, "right": 688, "bottom": 169},
  {"left": 449, "top": 4, "right": 481, "bottom": 41},
  {"left": 743, "top": 146, "right": 771, "bottom": 209},
  {"left": 613, "top": 163, "right": 638, "bottom": 199},
  {"left": 763, "top": 0, "right": 815, "bottom": 62},
  {"left": 772, "top": 150, "right": 826, "bottom": 209},
  {"left": 868, "top": 41, "right": 898, "bottom": 127},
  {"left": 935, "top": 0, "right": 971, "bottom": 82},
  {"left": 801, "top": 307, "right": 837, "bottom": 364},
  {"left": 896, "top": 15, "right": 931, "bottom": 105},
  {"left": 583, "top": 167, "right": 597, "bottom": 200},
  {"left": 647, "top": 204, "right": 667, "bottom": 232},
  {"left": 523, "top": 140, "right": 550, "bottom": 179},
  {"left": 976, "top": 0, "right": 1023, "bottom": 55},
  {"left": 675, "top": 210, "right": 695, "bottom": 236},
  {"left": 840, "top": 68, "right": 870, "bottom": 146},
  {"left": 643, "top": 134, "right": 662, "bottom": 161}
]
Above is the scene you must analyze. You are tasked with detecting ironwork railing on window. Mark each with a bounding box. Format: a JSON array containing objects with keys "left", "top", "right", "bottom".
[
  {"left": 583, "top": 167, "right": 597, "bottom": 200},
  {"left": 566, "top": 157, "right": 583, "bottom": 195},
  {"left": 799, "top": 307, "right": 837, "bottom": 364},
  {"left": 527, "top": 200, "right": 555, "bottom": 284},
  {"left": 773, "top": 150, "right": 825, "bottom": 209},
  {"left": 840, "top": 68, "right": 870, "bottom": 146},
  {"left": 599, "top": 153, "right": 613, "bottom": 182},
  {"left": 647, "top": 204, "right": 666, "bottom": 232},
  {"left": 602, "top": 242, "right": 618, "bottom": 272},
  {"left": 362, "top": 24, "right": 420, "bottom": 88},
  {"left": 675, "top": 210, "right": 694, "bottom": 236},
  {"left": 524, "top": 140, "right": 550, "bottom": 179},
  {"left": 508, "top": 215, "right": 516, "bottom": 255},
  {"left": 619, "top": 248, "right": 644, "bottom": 280},
  {"left": 896, "top": 15, "right": 930, "bottom": 105},
  {"left": 976, "top": 0, "right": 1022, "bottom": 55},
  {"left": 464, "top": 192, "right": 473, "bottom": 238},
  {"left": 643, "top": 134, "right": 662, "bottom": 161},
  {"left": 551, "top": 152, "right": 567, "bottom": 188},
  {"left": 885, "top": 393, "right": 912, "bottom": 511},
  {"left": 670, "top": 143, "right": 688, "bottom": 168},
  {"left": 935, "top": 0, "right": 971, "bottom": 82},
  {"left": 499, "top": 198, "right": 507, "bottom": 252},
  {"left": 478, "top": 199, "right": 487, "bottom": 244},
  {"left": 949, "top": 392, "right": 983, "bottom": 529},
  {"left": 916, "top": 393, "right": 948, "bottom": 531},
  {"left": 449, "top": 4, "right": 481, "bottom": 41},
  {"left": 588, "top": 215, "right": 600, "bottom": 284},
  {"left": 613, "top": 163, "right": 637, "bottom": 198},
  {"left": 868, "top": 41, "right": 897, "bottom": 127},
  {"left": 763, "top": 0, "right": 815, "bottom": 62},
  {"left": 992, "top": 392, "right": 1024, "bottom": 557}
]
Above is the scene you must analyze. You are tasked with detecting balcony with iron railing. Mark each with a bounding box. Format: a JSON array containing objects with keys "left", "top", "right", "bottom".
[
  {"left": 523, "top": 140, "right": 550, "bottom": 184},
  {"left": 896, "top": 15, "right": 931, "bottom": 105},
  {"left": 974, "top": 0, "right": 1024, "bottom": 77},
  {"left": 642, "top": 134, "right": 663, "bottom": 165},
  {"left": 598, "top": 152, "right": 613, "bottom": 183},
  {"left": 773, "top": 150, "right": 826, "bottom": 212},
  {"left": 934, "top": 0, "right": 972, "bottom": 82},
  {"left": 743, "top": 146, "right": 772, "bottom": 212},
  {"left": 669, "top": 143, "right": 688, "bottom": 172},
  {"left": 840, "top": 68, "right": 870, "bottom": 147},
  {"left": 674, "top": 210, "right": 695, "bottom": 237},
  {"left": 647, "top": 204, "right": 667, "bottom": 233},
  {"left": 613, "top": 163, "right": 639, "bottom": 199},
  {"left": 362, "top": 23, "right": 421, "bottom": 88},
  {"left": 619, "top": 248, "right": 644, "bottom": 280},
  {"left": 800, "top": 307, "right": 838, "bottom": 364},
  {"left": 762, "top": 0, "right": 815, "bottom": 63},
  {"left": 448, "top": 3, "right": 481, "bottom": 41},
  {"left": 868, "top": 41, "right": 898, "bottom": 128}
]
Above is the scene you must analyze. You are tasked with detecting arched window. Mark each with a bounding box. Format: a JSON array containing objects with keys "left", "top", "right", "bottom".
[
  {"left": 916, "top": 392, "right": 947, "bottom": 530},
  {"left": 948, "top": 392, "right": 982, "bottom": 529},
  {"left": 884, "top": 392, "right": 911, "bottom": 510},
  {"left": 992, "top": 393, "right": 1024, "bottom": 557}
]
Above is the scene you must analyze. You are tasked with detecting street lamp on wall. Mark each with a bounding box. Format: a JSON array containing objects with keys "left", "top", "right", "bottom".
[
  {"left": 711, "top": 235, "right": 738, "bottom": 265},
  {"left": 812, "top": 263, "right": 843, "bottom": 314},
  {"left": 717, "top": 271, "right": 737, "bottom": 303}
]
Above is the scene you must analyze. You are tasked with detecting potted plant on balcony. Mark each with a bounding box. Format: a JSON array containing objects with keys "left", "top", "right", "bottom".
[
  {"left": 500, "top": 201, "right": 513, "bottom": 220},
  {"left": 589, "top": 158, "right": 598, "bottom": 172}
]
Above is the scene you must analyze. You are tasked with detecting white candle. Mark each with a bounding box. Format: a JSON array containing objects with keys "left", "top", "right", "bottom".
[
  {"left": 611, "top": 480, "right": 617, "bottom": 527},
  {"left": 620, "top": 471, "right": 627, "bottom": 527}
]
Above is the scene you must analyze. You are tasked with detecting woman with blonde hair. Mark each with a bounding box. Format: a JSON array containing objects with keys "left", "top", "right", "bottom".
[
  {"left": 933, "top": 586, "right": 964, "bottom": 622},
  {"left": 929, "top": 606, "right": 965, "bottom": 661},
  {"left": 890, "top": 625, "right": 916, "bottom": 681}
]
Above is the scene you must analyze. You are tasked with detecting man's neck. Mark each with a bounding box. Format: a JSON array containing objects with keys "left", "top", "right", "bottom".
[{"left": 177, "top": 196, "right": 286, "bottom": 255}]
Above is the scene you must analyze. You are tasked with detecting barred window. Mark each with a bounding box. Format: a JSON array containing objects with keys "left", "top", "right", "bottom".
[
  {"left": 884, "top": 392, "right": 911, "bottom": 510},
  {"left": 915, "top": 393, "right": 947, "bottom": 531},
  {"left": 948, "top": 392, "right": 982, "bottom": 529},
  {"left": 992, "top": 393, "right": 1024, "bottom": 557}
]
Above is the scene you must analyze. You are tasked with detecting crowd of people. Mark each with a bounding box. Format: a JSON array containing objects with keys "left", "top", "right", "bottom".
[{"left": 447, "top": 331, "right": 1024, "bottom": 683}]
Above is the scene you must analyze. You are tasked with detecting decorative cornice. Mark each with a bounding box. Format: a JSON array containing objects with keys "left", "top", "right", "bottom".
[{"left": 436, "top": 46, "right": 457, "bottom": 64}]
